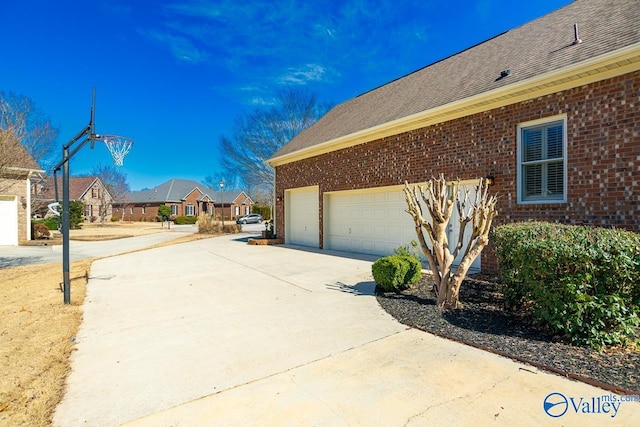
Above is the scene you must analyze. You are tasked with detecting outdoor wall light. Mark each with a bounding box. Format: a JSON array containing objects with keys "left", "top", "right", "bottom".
[
  {"left": 485, "top": 175, "right": 495, "bottom": 186},
  {"left": 20, "top": 196, "right": 27, "bottom": 208},
  {"left": 276, "top": 196, "right": 283, "bottom": 202}
]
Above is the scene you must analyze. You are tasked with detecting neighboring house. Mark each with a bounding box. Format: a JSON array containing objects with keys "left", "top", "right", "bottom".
[
  {"left": 267, "top": 0, "right": 640, "bottom": 272},
  {"left": 117, "top": 178, "right": 253, "bottom": 221},
  {"left": 33, "top": 176, "right": 114, "bottom": 222},
  {"left": 0, "top": 132, "right": 43, "bottom": 245}
]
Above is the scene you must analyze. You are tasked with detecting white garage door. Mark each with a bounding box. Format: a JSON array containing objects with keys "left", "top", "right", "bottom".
[
  {"left": 0, "top": 196, "right": 19, "bottom": 246},
  {"left": 324, "top": 187, "right": 416, "bottom": 257},
  {"left": 285, "top": 186, "right": 319, "bottom": 247},
  {"left": 324, "top": 183, "right": 480, "bottom": 270}
]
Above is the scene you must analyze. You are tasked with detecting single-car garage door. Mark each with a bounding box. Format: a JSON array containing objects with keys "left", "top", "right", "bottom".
[
  {"left": 285, "top": 186, "right": 319, "bottom": 247},
  {"left": 0, "top": 196, "right": 18, "bottom": 245},
  {"left": 324, "top": 183, "right": 480, "bottom": 270}
]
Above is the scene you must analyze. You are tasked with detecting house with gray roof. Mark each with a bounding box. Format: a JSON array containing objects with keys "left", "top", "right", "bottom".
[
  {"left": 266, "top": 0, "right": 640, "bottom": 272},
  {"left": 116, "top": 178, "right": 253, "bottom": 221}
]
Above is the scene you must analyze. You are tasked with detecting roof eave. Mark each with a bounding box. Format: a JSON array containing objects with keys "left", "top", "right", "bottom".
[{"left": 267, "top": 43, "right": 640, "bottom": 167}]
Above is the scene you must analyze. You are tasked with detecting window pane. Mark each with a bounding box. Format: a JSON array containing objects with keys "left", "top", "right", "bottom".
[
  {"left": 524, "top": 164, "right": 542, "bottom": 198},
  {"left": 523, "top": 128, "right": 542, "bottom": 162},
  {"left": 547, "top": 162, "right": 564, "bottom": 196},
  {"left": 547, "top": 124, "right": 563, "bottom": 159}
]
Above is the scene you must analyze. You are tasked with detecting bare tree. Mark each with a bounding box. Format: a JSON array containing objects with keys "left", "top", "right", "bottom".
[
  {"left": 0, "top": 92, "right": 59, "bottom": 170},
  {"left": 219, "top": 87, "right": 332, "bottom": 194},
  {"left": 203, "top": 174, "right": 241, "bottom": 192},
  {"left": 403, "top": 175, "right": 498, "bottom": 309},
  {"left": 91, "top": 164, "right": 130, "bottom": 223},
  {"left": 0, "top": 130, "right": 41, "bottom": 193}
]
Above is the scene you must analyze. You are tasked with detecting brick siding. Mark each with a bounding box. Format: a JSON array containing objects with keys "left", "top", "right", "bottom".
[{"left": 275, "top": 71, "right": 640, "bottom": 272}]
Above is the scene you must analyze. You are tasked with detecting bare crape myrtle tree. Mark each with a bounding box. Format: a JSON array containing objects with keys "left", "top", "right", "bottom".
[{"left": 403, "top": 174, "right": 498, "bottom": 309}]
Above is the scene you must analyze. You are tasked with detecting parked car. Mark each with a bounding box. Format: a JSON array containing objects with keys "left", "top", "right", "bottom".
[{"left": 236, "top": 214, "right": 263, "bottom": 224}]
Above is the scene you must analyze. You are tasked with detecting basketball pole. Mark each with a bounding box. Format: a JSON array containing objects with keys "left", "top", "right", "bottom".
[{"left": 52, "top": 88, "right": 97, "bottom": 304}]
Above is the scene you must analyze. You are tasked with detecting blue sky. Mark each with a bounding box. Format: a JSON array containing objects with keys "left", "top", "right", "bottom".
[{"left": 4, "top": 0, "right": 572, "bottom": 191}]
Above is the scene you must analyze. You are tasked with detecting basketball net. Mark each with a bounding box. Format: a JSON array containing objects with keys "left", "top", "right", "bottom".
[{"left": 97, "top": 134, "right": 133, "bottom": 166}]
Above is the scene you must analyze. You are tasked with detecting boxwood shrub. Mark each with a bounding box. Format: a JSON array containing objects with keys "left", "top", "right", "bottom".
[
  {"left": 492, "top": 221, "right": 640, "bottom": 350},
  {"left": 173, "top": 215, "right": 198, "bottom": 225},
  {"left": 372, "top": 255, "right": 422, "bottom": 292}
]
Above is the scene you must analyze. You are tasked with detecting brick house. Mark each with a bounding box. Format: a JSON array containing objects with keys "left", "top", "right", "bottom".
[
  {"left": 33, "top": 176, "right": 114, "bottom": 222},
  {"left": 267, "top": 0, "right": 640, "bottom": 272},
  {"left": 117, "top": 178, "right": 253, "bottom": 221},
  {"left": 0, "top": 131, "right": 42, "bottom": 245}
]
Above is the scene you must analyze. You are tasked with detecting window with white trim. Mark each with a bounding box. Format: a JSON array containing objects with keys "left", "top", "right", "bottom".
[
  {"left": 234, "top": 206, "right": 239, "bottom": 215},
  {"left": 142, "top": 207, "right": 146, "bottom": 215},
  {"left": 517, "top": 116, "right": 566, "bottom": 203},
  {"left": 171, "top": 205, "right": 178, "bottom": 215},
  {"left": 185, "top": 205, "right": 195, "bottom": 216},
  {"left": 245, "top": 206, "right": 250, "bottom": 215}
]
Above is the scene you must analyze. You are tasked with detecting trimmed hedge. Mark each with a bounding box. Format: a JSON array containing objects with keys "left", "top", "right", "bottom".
[
  {"left": 173, "top": 215, "right": 198, "bottom": 225},
  {"left": 372, "top": 255, "right": 422, "bottom": 292},
  {"left": 492, "top": 221, "right": 640, "bottom": 350}
]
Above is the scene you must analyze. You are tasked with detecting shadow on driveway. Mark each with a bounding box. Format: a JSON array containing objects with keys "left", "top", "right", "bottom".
[{"left": 0, "top": 256, "right": 44, "bottom": 268}]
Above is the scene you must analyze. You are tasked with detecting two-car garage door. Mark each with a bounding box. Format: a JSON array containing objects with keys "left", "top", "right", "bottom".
[{"left": 324, "top": 187, "right": 416, "bottom": 257}]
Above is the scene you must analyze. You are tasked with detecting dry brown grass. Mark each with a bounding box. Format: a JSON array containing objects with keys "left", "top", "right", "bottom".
[
  {"left": 0, "top": 260, "right": 91, "bottom": 427},
  {"left": 0, "top": 224, "right": 217, "bottom": 426}
]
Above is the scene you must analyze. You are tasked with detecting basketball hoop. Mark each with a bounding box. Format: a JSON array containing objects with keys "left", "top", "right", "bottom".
[{"left": 97, "top": 134, "right": 133, "bottom": 166}]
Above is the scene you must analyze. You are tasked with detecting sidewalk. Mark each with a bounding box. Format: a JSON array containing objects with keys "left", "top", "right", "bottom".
[{"left": 54, "top": 234, "right": 640, "bottom": 426}]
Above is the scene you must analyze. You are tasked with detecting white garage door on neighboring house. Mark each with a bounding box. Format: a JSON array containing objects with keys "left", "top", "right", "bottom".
[
  {"left": 324, "top": 182, "right": 481, "bottom": 270},
  {"left": 0, "top": 196, "right": 19, "bottom": 245},
  {"left": 285, "top": 186, "right": 319, "bottom": 248}
]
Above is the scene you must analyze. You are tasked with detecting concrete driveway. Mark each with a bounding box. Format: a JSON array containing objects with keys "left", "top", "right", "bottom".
[{"left": 53, "top": 233, "right": 640, "bottom": 426}]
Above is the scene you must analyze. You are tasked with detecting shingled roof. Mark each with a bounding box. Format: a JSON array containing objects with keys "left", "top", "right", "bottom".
[
  {"left": 269, "top": 0, "right": 640, "bottom": 163},
  {"left": 126, "top": 179, "right": 245, "bottom": 204},
  {"left": 36, "top": 176, "right": 109, "bottom": 201}
]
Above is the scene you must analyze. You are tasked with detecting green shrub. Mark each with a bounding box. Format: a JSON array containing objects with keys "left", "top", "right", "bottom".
[
  {"left": 69, "top": 201, "right": 84, "bottom": 229},
  {"left": 110, "top": 216, "right": 119, "bottom": 222},
  {"left": 372, "top": 256, "right": 409, "bottom": 291},
  {"left": 372, "top": 256, "right": 413, "bottom": 292},
  {"left": 34, "top": 217, "right": 60, "bottom": 230},
  {"left": 492, "top": 221, "right": 640, "bottom": 350},
  {"left": 173, "top": 215, "right": 198, "bottom": 225},
  {"left": 398, "top": 255, "right": 422, "bottom": 286}
]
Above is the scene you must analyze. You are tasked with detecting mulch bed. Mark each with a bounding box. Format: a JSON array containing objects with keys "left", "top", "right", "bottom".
[{"left": 376, "top": 273, "right": 640, "bottom": 394}]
